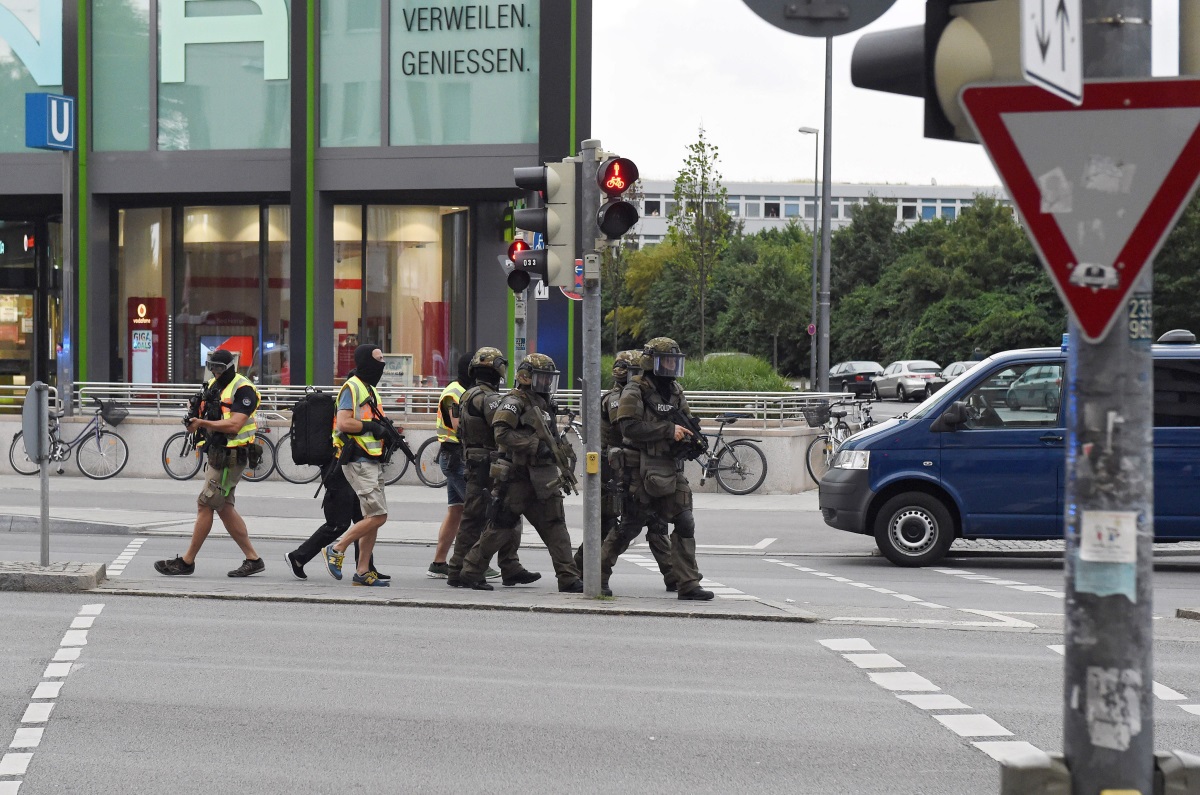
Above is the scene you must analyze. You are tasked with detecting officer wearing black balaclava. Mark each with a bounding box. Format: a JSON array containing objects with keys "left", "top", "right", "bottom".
[
  {"left": 321, "top": 344, "right": 393, "bottom": 587},
  {"left": 155, "top": 347, "right": 266, "bottom": 578}
]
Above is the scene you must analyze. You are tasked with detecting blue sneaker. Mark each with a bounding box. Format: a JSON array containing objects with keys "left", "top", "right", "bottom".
[
  {"left": 352, "top": 570, "right": 390, "bottom": 587},
  {"left": 322, "top": 544, "right": 345, "bottom": 581}
]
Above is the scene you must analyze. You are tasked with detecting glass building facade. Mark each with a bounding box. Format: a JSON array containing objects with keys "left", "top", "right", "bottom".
[{"left": 0, "top": 0, "right": 590, "bottom": 388}]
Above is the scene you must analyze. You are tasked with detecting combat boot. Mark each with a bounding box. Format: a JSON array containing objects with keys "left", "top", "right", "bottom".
[{"left": 677, "top": 586, "right": 714, "bottom": 601}]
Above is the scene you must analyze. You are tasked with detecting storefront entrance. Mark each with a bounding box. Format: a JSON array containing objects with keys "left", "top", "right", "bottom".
[{"left": 0, "top": 219, "right": 60, "bottom": 398}]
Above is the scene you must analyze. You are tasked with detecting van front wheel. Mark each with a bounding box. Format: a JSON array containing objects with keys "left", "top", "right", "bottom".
[{"left": 874, "top": 492, "right": 956, "bottom": 566}]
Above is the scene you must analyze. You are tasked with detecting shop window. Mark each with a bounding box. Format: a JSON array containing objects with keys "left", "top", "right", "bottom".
[
  {"left": 117, "top": 209, "right": 172, "bottom": 383},
  {"left": 321, "top": 0, "right": 382, "bottom": 147},
  {"left": 389, "top": 0, "right": 540, "bottom": 146},
  {"left": 94, "top": 0, "right": 151, "bottom": 151},
  {"left": 158, "top": 0, "right": 292, "bottom": 150}
]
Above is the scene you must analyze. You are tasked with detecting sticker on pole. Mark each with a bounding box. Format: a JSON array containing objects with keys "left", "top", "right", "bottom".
[{"left": 962, "top": 79, "right": 1200, "bottom": 342}]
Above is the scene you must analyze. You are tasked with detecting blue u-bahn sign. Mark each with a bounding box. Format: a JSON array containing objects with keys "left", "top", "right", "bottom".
[{"left": 25, "top": 93, "right": 76, "bottom": 151}]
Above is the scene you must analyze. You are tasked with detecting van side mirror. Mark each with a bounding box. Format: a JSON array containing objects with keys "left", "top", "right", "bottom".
[{"left": 932, "top": 401, "right": 967, "bottom": 432}]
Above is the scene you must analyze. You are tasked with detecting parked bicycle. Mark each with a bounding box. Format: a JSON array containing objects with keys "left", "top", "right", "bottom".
[
  {"left": 805, "top": 398, "right": 873, "bottom": 484},
  {"left": 10, "top": 397, "right": 130, "bottom": 480},
  {"left": 160, "top": 427, "right": 277, "bottom": 482},
  {"left": 693, "top": 413, "right": 768, "bottom": 495}
]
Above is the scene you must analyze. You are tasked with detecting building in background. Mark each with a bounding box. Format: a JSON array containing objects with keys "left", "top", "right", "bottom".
[
  {"left": 0, "top": 0, "right": 591, "bottom": 390},
  {"left": 630, "top": 180, "right": 1011, "bottom": 248}
]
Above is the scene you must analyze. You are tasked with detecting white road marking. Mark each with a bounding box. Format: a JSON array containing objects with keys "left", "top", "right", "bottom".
[
  {"left": 1182, "top": 705, "right": 1200, "bottom": 716},
  {"left": 932, "top": 569, "right": 972, "bottom": 575},
  {"left": 898, "top": 694, "right": 972, "bottom": 711},
  {"left": 819, "top": 638, "right": 875, "bottom": 652},
  {"left": 974, "top": 741, "right": 1047, "bottom": 763},
  {"left": 695, "top": 538, "right": 776, "bottom": 550},
  {"left": 1046, "top": 645, "right": 1197, "bottom": 716},
  {"left": 893, "top": 594, "right": 923, "bottom": 602},
  {"left": 869, "top": 672, "right": 940, "bottom": 692},
  {"left": 935, "top": 568, "right": 1065, "bottom": 598},
  {"left": 1010, "top": 585, "right": 1057, "bottom": 592},
  {"left": 934, "top": 714, "right": 1013, "bottom": 737},
  {"left": 107, "top": 539, "right": 146, "bottom": 577},
  {"left": 822, "top": 637, "right": 1044, "bottom": 761},
  {"left": 8, "top": 729, "right": 42, "bottom": 749},
  {"left": 30, "top": 683, "right": 61, "bottom": 700},
  {"left": 6, "top": 604, "right": 105, "bottom": 793},
  {"left": 844, "top": 653, "right": 904, "bottom": 669},
  {"left": 19, "top": 705, "right": 51, "bottom": 724}
]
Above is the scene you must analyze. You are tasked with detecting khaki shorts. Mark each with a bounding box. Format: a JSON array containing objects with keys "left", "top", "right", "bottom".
[
  {"left": 198, "top": 452, "right": 247, "bottom": 510},
  {"left": 343, "top": 459, "right": 388, "bottom": 518}
]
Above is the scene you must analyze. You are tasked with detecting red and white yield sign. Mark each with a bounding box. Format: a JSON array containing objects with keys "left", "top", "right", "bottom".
[{"left": 962, "top": 79, "right": 1200, "bottom": 342}]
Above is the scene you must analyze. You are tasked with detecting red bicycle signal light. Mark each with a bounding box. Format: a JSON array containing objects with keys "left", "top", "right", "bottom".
[
  {"left": 597, "top": 157, "right": 639, "bottom": 198},
  {"left": 507, "top": 239, "right": 530, "bottom": 262}
]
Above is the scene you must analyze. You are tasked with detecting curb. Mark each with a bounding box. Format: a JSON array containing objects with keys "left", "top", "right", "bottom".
[
  {"left": 1178, "top": 608, "right": 1200, "bottom": 621},
  {"left": 94, "top": 587, "right": 821, "bottom": 623},
  {"left": 0, "top": 563, "right": 108, "bottom": 593}
]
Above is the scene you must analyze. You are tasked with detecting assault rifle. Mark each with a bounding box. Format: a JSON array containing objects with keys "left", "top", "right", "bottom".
[
  {"left": 666, "top": 406, "right": 708, "bottom": 461},
  {"left": 363, "top": 396, "right": 417, "bottom": 466},
  {"left": 530, "top": 402, "right": 578, "bottom": 495},
  {"left": 181, "top": 383, "right": 223, "bottom": 454}
]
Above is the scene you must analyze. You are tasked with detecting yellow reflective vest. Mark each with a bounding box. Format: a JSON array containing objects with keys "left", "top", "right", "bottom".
[
  {"left": 436, "top": 381, "right": 466, "bottom": 444},
  {"left": 207, "top": 373, "right": 259, "bottom": 448},
  {"left": 337, "top": 377, "right": 385, "bottom": 457}
]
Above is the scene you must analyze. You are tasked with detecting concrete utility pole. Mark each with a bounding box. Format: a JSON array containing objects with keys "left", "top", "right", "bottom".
[
  {"left": 1063, "top": 3, "right": 1154, "bottom": 793},
  {"left": 579, "top": 138, "right": 603, "bottom": 598}
]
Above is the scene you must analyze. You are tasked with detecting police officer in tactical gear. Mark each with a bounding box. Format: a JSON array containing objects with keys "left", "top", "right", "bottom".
[
  {"left": 155, "top": 349, "right": 266, "bottom": 577},
  {"left": 450, "top": 347, "right": 539, "bottom": 588},
  {"left": 461, "top": 353, "right": 583, "bottom": 593},
  {"left": 601, "top": 338, "right": 714, "bottom": 600},
  {"left": 574, "top": 350, "right": 675, "bottom": 591}
]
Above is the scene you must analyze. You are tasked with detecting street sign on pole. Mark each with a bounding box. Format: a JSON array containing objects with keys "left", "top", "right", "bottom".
[
  {"left": 741, "top": 0, "right": 897, "bottom": 37},
  {"left": 961, "top": 78, "right": 1200, "bottom": 342},
  {"left": 1020, "top": 0, "right": 1082, "bottom": 104}
]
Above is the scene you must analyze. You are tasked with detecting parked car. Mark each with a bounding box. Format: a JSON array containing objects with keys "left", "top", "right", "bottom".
[
  {"left": 1006, "top": 364, "right": 1062, "bottom": 411},
  {"left": 829, "top": 361, "right": 883, "bottom": 395},
  {"left": 939, "top": 361, "right": 973, "bottom": 382},
  {"left": 872, "top": 360, "right": 943, "bottom": 402},
  {"left": 818, "top": 332, "right": 1200, "bottom": 566}
]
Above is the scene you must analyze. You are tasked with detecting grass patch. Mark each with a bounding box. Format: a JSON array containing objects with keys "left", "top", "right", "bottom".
[{"left": 599, "top": 353, "right": 790, "bottom": 392}]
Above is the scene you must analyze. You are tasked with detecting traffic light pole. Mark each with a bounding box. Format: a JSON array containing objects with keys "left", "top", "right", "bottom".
[
  {"left": 1062, "top": 4, "right": 1155, "bottom": 794},
  {"left": 579, "top": 138, "right": 604, "bottom": 599}
]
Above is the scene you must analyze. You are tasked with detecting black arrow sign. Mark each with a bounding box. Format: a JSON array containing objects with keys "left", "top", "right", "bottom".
[{"left": 1035, "top": 0, "right": 1072, "bottom": 66}]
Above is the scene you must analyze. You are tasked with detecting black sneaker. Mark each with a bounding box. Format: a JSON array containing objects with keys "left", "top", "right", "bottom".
[
  {"left": 369, "top": 569, "right": 391, "bottom": 581},
  {"left": 558, "top": 579, "right": 584, "bottom": 594},
  {"left": 154, "top": 556, "right": 194, "bottom": 576},
  {"left": 502, "top": 570, "right": 542, "bottom": 587},
  {"left": 284, "top": 552, "right": 306, "bottom": 580},
  {"left": 470, "top": 580, "right": 494, "bottom": 591},
  {"left": 228, "top": 558, "right": 266, "bottom": 578},
  {"left": 678, "top": 586, "right": 715, "bottom": 601}
]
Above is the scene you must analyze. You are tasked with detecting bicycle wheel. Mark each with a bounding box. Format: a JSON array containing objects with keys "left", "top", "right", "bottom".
[
  {"left": 8, "top": 432, "right": 39, "bottom": 476},
  {"left": 805, "top": 434, "right": 833, "bottom": 484},
  {"left": 242, "top": 433, "right": 277, "bottom": 482},
  {"left": 273, "top": 433, "right": 323, "bottom": 485},
  {"left": 76, "top": 429, "right": 129, "bottom": 480},
  {"left": 416, "top": 437, "right": 447, "bottom": 488},
  {"left": 161, "top": 431, "right": 204, "bottom": 481},
  {"left": 384, "top": 451, "right": 409, "bottom": 486},
  {"left": 715, "top": 440, "right": 768, "bottom": 495}
]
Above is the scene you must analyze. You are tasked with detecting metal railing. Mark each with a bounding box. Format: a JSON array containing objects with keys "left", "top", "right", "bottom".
[
  {"left": 0, "top": 383, "right": 846, "bottom": 429},
  {"left": 0, "top": 384, "right": 63, "bottom": 415}
]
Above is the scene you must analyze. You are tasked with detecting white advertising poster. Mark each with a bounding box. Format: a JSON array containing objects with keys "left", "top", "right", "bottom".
[{"left": 378, "top": 354, "right": 415, "bottom": 389}]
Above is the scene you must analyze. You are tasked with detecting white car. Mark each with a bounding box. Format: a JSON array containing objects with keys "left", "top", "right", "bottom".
[{"left": 873, "top": 360, "right": 943, "bottom": 402}]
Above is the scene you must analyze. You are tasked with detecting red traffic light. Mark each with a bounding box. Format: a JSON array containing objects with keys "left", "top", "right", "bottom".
[
  {"left": 597, "top": 157, "right": 639, "bottom": 198},
  {"left": 507, "top": 239, "right": 530, "bottom": 262}
]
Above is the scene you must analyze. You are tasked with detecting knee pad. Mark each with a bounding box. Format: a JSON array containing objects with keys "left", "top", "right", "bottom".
[
  {"left": 672, "top": 510, "right": 695, "bottom": 539},
  {"left": 646, "top": 517, "right": 669, "bottom": 536}
]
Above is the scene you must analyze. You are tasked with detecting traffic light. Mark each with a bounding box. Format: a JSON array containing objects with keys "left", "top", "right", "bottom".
[
  {"left": 851, "top": 0, "right": 1020, "bottom": 142},
  {"left": 511, "top": 159, "right": 578, "bottom": 289},
  {"left": 595, "top": 156, "right": 640, "bottom": 239}
]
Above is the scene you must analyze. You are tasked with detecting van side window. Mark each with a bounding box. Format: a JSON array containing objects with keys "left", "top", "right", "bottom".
[
  {"left": 960, "top": 363, "right": 1063, "bottom": 429},
  {"left": 1154, "top": 360, "right": 1200, "bottom": 427}
]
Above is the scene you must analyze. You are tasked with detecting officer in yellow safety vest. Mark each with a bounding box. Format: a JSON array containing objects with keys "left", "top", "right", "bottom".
[
  {"left": 425, "top": 354, "right": 477, "bottom": 579},
  {"left": 322, "top": 344, "right": 393, "bottom": 587},
  {"left": 155, "top": 349, "right": 266, "bottom": 578}
]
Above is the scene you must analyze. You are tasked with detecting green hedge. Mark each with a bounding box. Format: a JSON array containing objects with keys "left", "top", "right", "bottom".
[{"left": 599, "top": 354, "right": 791, "bottom": 392}]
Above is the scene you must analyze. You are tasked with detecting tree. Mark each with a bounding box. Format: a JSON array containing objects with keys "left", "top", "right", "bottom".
[{"left": 668, "top": 127, "right": 733, "bottom": 358}]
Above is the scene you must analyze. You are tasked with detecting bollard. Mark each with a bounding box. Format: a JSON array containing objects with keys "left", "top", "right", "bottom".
[{"left": 999, "top": 750, "right": 1200, "bottom": 794}]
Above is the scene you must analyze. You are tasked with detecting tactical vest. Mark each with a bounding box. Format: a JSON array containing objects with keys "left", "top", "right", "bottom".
[
  {"left": 436, "top": 381, "right": 466, "bottom": 443},
  {"left": 206, "top": 373, "right": 259, "bottom": 448},
  {"left": 458, "top": 383, "right": 503, "bottom": 453},
  {"left": 600, "top": 384, "right": 624, "bottom": 450},
  {"left": 616, "top": 376, "right": 685, "bottom": 459},
  {"left": 337, "top": 377, "right": 385, "bottom": 457}
]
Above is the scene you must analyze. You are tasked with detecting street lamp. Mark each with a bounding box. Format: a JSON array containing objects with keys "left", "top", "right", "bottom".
[{"left": 798, "top": 126, "right": 819, "bottom": 390}]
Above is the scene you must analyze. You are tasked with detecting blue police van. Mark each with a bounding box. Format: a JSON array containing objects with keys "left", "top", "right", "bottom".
[{"left": 818, "top": 331, "right": 1200, "bottom": 566}]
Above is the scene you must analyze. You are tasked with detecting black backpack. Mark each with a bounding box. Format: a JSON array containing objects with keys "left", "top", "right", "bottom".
[{"left": 290, "top": 388, "right": 336, "bottom": 466}]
